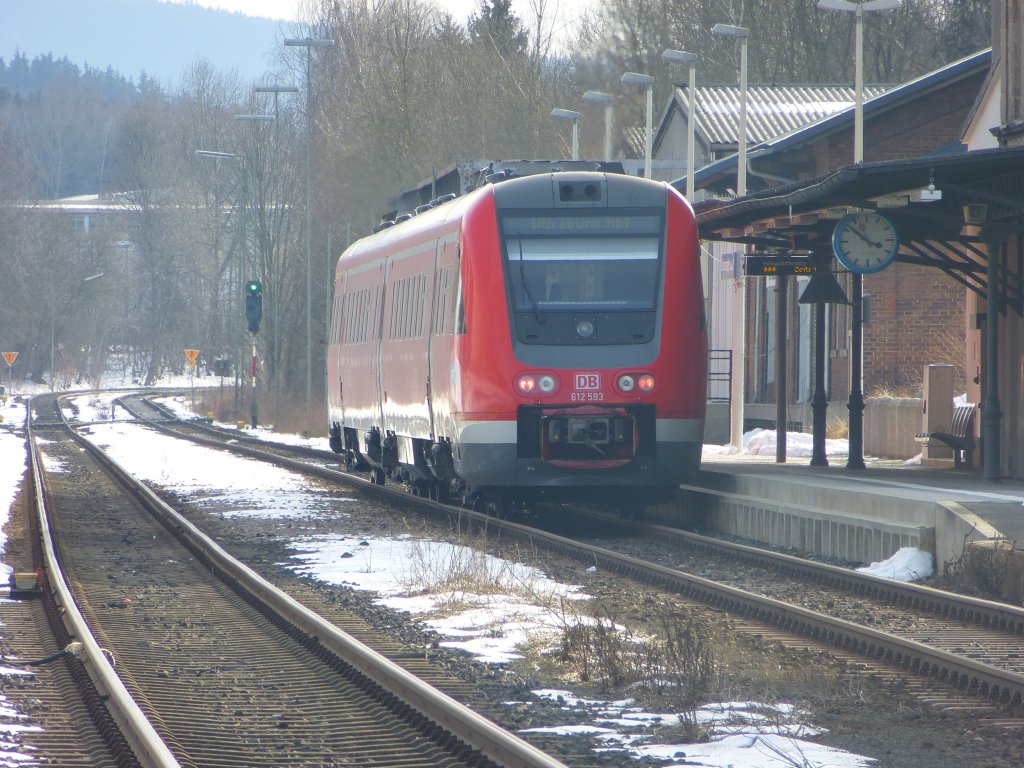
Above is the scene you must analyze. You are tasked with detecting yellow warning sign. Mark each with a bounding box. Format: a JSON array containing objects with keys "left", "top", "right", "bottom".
[
  {"left": 2, "top": 352, "right": 17, "bottom": 367},
  {"left": 184, "top": 349, "right": 200, "bottom": 369}
]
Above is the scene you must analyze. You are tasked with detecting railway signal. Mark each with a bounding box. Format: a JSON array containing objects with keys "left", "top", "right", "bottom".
[{"left": 245, "top": 280, "right": 263, "bottom": 334}]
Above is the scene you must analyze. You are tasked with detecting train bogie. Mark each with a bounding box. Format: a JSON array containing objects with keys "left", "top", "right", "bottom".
[{"left": 327, "top": 170, "right": 706, "bottom": 510}]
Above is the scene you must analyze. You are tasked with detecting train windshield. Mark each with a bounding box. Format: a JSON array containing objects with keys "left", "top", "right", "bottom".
[{"left": 502, "top": 214, "right": 663, "bottom": 312}]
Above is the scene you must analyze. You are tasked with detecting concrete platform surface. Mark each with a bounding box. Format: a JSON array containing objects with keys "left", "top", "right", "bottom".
[{"left": 672, "top": 451, "right": 1024, "bottom": 571}]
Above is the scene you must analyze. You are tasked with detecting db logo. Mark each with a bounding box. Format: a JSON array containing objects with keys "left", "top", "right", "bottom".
[{"left": 574, "top": 373, "right": 600, "bottom": 390}]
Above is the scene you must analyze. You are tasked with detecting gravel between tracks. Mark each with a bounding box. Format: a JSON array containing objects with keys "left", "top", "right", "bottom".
[{"left": 156, "top": 472, "right": 1024, "bottom": 768}]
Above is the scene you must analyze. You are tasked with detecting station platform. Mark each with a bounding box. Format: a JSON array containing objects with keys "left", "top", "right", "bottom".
[{"left": 657, "top": 451, "right": 1024, "bottom": 601}]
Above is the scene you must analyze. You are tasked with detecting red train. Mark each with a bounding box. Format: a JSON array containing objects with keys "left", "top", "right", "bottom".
[{"left": 327, "top": 169, "right": 706, "bottom": 513}]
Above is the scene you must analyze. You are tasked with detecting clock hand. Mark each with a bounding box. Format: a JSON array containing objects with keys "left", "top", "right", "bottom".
[{"left": 848, "top": 225, "right": 881, "bottom": 249}]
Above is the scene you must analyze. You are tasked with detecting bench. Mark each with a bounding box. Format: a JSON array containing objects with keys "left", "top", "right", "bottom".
[{"left": 915, "top": 403, "right": 977, "bottom": 468}]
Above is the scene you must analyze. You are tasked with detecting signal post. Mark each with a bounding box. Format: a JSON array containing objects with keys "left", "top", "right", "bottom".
[{"left": 245, "top": 279, "right": 263, "bottom": 427}]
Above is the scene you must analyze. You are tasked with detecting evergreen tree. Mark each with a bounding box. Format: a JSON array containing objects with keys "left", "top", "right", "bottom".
[{"left": 468, "top": 0, "right": 529, "bottom": 59}]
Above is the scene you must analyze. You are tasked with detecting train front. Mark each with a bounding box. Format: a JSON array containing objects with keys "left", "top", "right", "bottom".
[{"left": 455, "top": 171, "right": 706, "bottom": 506}]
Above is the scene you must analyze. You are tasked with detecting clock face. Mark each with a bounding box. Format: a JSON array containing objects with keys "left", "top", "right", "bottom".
[{"left": 832, "top": 212, "right": 899, "bottom": 274}]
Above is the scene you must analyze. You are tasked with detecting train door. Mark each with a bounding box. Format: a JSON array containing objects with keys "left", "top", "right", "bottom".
[
  {"left": 371, "top": 261, "right": 387, "bottom": 431},
  {"left": 326, "top": 269, "right": 347, "bottom": 428},
  {"left": 379, "top": 244, "right": 434, "bottom": 440},
  {"left": 335, "top": 259, "right": 386, "bottom": 435},
  {"left": 429, "top": 237, "right": 460, "bottom": 441}
]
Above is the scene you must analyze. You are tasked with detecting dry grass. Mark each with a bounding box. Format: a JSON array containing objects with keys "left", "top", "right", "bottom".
[
  {"left": 825, "top": 414, "right": 848, "bottom": 440},
  {"left": 940, "top": 535, "right": 1022, "bottom": 601},
  {"left": 193, "top": 391, "right": 327, "bottom": 437},
  {"left": 536, "top": 597, "right": 717, "bottom": 740}
]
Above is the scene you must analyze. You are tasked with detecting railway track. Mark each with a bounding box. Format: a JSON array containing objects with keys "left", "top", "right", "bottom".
[
  {"left": 116, "top": 392, "right": 1024, "bottom": 723},
  {"left": 14, "top": 392, "right": 573, "bottom": 768}
]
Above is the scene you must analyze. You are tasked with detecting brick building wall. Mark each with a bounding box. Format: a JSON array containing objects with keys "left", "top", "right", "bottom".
[
  {"left": 862, "top": 263, "right": 966, "bottom": 396},
  {"left": 778, "top": 69, "right": 986, "bottom": 406}
]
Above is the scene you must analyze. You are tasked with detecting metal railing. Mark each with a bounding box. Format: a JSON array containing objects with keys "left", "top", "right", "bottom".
[{"left": 707, "top": 348, "right": 732, "bottom": 404}]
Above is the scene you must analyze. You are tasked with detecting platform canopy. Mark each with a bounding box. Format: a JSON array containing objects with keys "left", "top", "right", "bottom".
[{"left": 695, "top": 145, "right": 1024, "bottom": 312}]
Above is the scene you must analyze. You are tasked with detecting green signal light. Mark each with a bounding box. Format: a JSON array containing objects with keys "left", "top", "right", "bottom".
[{"left": 245, "top": 279, "right": 262, "bottom": 295}]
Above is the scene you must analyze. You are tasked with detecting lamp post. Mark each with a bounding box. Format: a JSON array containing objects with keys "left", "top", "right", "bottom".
[
  {"left": 254, "top": 85, "right": 298, "bottom": 425},
  {"left": 818, "top": 0, "right": 900, "bottom": 469},
  {"left": 52, "top": 272, "right": 104, "bottom": 388},
  {"left": 710, "top": 24, "right": 749, "bottom": 196},
  {"left": 661, "top": 49, "right": 698, "bottom": 201},
  {"left": 712, "top": 22, "right": 750, "bottom": 451},
  {"left": 285, "top": 36, "right": 335, "bottom": 420},
  {"left": 196, "top": 148, "right": 248, "bottom": 405},
  {"left": 235, "top": 114, "right": 275, "bottom": 427},
  {"left": 620, "top": 72, "right": 655, "bottom": 178},
  {"left": 582, "top": 90, "right": 613, "bottom": 162},
  {"left": 550, "top": 108, "right": 580, "bottom": 160}
]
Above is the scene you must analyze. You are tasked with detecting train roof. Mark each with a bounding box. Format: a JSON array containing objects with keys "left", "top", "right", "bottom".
[{"left": 342, "top": 170, "right": 680, "bottom": 265}]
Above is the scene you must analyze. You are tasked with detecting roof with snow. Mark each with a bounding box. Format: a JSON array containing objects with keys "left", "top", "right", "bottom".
[{"left": 685, "top": 84, "right": 892, "bottom": 147}]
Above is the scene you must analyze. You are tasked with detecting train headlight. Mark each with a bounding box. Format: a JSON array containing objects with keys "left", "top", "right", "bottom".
[
  {"left": 638, "top": 374, "right": 656, "bottom": 392},
  {"left": 575, "top": 319, "right": 595, "bottom": 339},
  {"left": 617, "top": 374, "right": 636, "bottom": 392},
  {"left": 515, "top": 373, "right": 558, "bottom": 396}
]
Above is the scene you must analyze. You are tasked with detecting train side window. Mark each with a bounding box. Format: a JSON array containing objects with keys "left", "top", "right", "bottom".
[
  {"left": 343, "top": 291, "right": 354, "bottom": 343},
  {"left": 454, "top": 273, "right": 466, "bottom": 334},
  {"left": 371, "top": 285, "right": 382, "bottom": 340},
  {"left": 360, "top": 289, "right": 371, "bottom": 341},
  {"left": 410, "top": 275, "right": 418, "bottom": 338},
  {"left": 331, "top": 291, "right": 344, "bottom": 345},
  {"left": 434, "top": 266, "right": 450, "bottom": 334},
  {"left": 389, "top": 281, "right": 400, "bottom": 340},
  {"left": 415, "top": 273, "right": 427, "bottom": 337},
  {"left": 404, "top": 277, "right": 413, "bottom": 338}
]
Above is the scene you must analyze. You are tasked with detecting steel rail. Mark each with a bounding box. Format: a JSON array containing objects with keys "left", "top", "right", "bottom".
[
  {"left": 27, "top": 397, "right": 183, "bottom": 768},
  {"left": 637, "top": 519, "right": 1024, "bottom": 633},
  {"left": 60, "top": 394, "right": 570, "bottom": 768},
  {"left": 119, "top": 393, "right": 1024, "bottom": 707}
]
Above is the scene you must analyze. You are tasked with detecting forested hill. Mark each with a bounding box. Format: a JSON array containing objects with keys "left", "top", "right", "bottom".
[
  {"left": 0, "top": 53, "right": 139, "bottom": 103},
  {"left": 1, "top": 0, "right": 286, "bottom": 86}
]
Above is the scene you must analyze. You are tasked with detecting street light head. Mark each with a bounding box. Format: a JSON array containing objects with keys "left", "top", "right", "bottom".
[
  {"left": 195, "top": 150, "right": 243, "bottom": 159},
  {"left": 711, "top": 23, "right": 750, "bottom": 38},
  {"left": 236, "top": 114, "right": 275, "bottom": 122},
  {"left": 621, "top": 72, "right": 655, "bottom": 87},
  {"left": 862, "top": 0, "right": 901, "bottom": 10},
  {"left": 818, "top": 0, "right": 900, "bottom": 11},
  {"left": 662, "top": 49, "right": 698, "bottom": 64},
  {"left": 255, "top": 85, "right": 299, "bottom": 94},
  {"left": 550, "top": 108, "right": 580, "bottom": 121},
  {"left": 582, "top": 90, "right": 613, "bottom": 104},
  {"left": 284, "top": 37, "right": 336, "bottom": 48}
]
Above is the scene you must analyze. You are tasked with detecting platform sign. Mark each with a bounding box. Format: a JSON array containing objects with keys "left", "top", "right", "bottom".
[
  {"left": 184, "top": 348, "right": 200, "bottom": 370},
  {"left": 744, "top": 255, "right": 818, "bottom": 276},
  {"left": 2, "top": 352, "right": 17, "bottom": 367}
]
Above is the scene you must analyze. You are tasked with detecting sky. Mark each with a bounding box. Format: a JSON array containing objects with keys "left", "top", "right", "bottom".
[{"left": 161, "top": 0, "right": 594, "bottom": 25}]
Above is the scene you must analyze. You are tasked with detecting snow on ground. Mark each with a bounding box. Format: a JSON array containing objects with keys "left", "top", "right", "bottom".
[
  {"left": 856, "top": 547, "right": 934, "bottom": 581},
  {"left": 703, "top": 427, "right": 850, "bottom": 458},
  {"left": 0, "top": 386, "right": 885, "bottom": 766}
]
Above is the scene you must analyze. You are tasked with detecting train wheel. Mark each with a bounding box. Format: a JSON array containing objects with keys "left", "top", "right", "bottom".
[
  {"left": 471, "top": 489, "right": 510, "bottom": 518},
  {"left": 371, "top": 467, "right": 385, "bottom": 485}
]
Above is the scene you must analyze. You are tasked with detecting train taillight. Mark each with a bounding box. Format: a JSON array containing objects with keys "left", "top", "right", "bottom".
[
  {"left": 616, "top": 373, "right": 656, "bottom": 394},
  {"left": 515, "top": 373, "right": 558, "bottom": 396}
]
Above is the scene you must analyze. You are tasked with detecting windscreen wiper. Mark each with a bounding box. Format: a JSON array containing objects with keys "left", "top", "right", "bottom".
[{"left": 518, "top": 240, "right": 542, "bottom": 324}]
